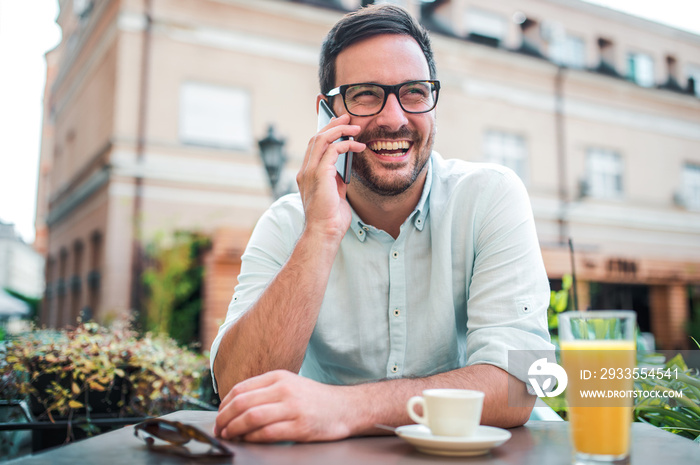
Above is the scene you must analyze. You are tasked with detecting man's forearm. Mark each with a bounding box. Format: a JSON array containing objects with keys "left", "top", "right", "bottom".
[
  {"left": 342, "top": 365, "right": 534, "bottom": 435},
  {"left": 213, "top": 229, "right": 340, "bottom": 397}
]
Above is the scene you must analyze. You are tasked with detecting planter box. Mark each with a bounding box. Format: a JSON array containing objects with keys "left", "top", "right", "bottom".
[{"left": 30, "top": 415, "right": 140, "bottom": 453}]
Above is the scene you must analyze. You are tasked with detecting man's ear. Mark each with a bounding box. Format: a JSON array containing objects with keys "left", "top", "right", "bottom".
[{"left": 316, "top": 94, "right": 326, "bottom": 115}]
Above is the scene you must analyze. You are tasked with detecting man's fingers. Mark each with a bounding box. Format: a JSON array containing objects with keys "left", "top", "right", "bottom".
[
  {"left": 220, "top": 402, "right": 293, "bottom": 440},
  {"left": 216, "top": 387, "right": 275, "bottom": 435},
  {"left": 242, "top": 420, "right": 305, "bottom": 443},
  {"left": 319, "top": 111, "right": 351, "bottom": 132},
  {"left": 319, "top": 123, "right": 362, "bottom": 146},
  {"left": 304, "top": 120, "right": 362, "bottom": 171},
  {"left": 216, "top": 371, "right": 284, "bottom": 435},
  {"left": 298, "top": 138, "right": 363, "bottom": 204},
  {"left": 303, "top": 113, "right": 350, "bottom": 169},
  {"left": 214, "top": 372, "right": 349, "bottom": 443}
]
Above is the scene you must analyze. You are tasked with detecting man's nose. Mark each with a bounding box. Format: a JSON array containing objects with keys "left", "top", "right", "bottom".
[{"left": 374, "top": 93, "right": 409, "bottom": 130}]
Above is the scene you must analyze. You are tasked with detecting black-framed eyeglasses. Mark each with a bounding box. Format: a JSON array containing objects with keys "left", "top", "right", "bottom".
[
  {"left": 325, "top": 80, "right": 440, "bottom": 117},
  {"left": 134, "top": 418, "right": 233, "bottom": 459}
]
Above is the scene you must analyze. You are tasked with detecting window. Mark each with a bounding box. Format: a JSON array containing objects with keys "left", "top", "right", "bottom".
[
  {"left": 44, "top": 255, "right": 55, "bottom": 301},
  {"left": 483, "top": 130, "right": 528, "bottom": 181},
  {"left": 627, "top": 52, "right": 654, "bottom": 87},
  {"left": 58, "top": 248, "right": 68, "bottom": 322},
  {"left": 547, "top": 31, "right": 585, "bottom": 69},
  {"left": 88, "top": 231, "right": 102, "bottom": 314},
  {"left": 517, "top": 16, "right": 543, "bottom": 57},
  {"left": 681, "top": 163, "right": 700, "bottom": 210},
  {"left": 71, "top": 241, "right": 84, "bottom": 322},
  {"left": 585, "top": 148, "right": 623, "bottom": 199},
  {"left": 179, "top": 82, "right": 251, "bottom": 149},
  {"left": 596, "top": 37, "right": 617, "bottom": 76},
  {"left": 660, "top": 55, "right": 684, "bottom": 92},
  {"left": 687, "top": 64, "right": 700, "bottom": 97},
  {"left": 466, "top": 9, "right": 506, "bottom": 46}
]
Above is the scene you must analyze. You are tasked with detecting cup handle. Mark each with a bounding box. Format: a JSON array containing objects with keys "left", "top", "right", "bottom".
[{"left": 407, "top": 396, "right": 427, "bottom": 425}]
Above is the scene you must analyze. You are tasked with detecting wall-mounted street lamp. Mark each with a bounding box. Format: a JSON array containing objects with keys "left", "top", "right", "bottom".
[{"left": 258, "top": 124, "right": 288, "bottom": 199}]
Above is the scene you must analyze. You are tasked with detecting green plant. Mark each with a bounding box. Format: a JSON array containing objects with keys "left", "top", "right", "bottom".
[
  {"left": 548, "top": 275, "right": 572, "bottom": 332},
  {"left": 1, "top": 318, "right": 211, "bottom": 424},
  {"left": 142, "top": 231, "right": 210, "bottom": 345},
  {"left": 634, "top": 352, "right": 700, "bottom": 441}
]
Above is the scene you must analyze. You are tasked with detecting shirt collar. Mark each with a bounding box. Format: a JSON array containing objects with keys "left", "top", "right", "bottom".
[{"left": 349, "top": 155, "right": 433, "bottom": 241}]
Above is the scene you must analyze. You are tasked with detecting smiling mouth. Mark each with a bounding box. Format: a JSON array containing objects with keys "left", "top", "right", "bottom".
[{"left": 368, "top": 140, "right": 411, "bottom": 157}]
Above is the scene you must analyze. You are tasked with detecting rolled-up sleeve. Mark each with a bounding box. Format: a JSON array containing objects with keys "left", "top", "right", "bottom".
[{"left": 464, "top": 169, "right": 553, "bottom": 382}]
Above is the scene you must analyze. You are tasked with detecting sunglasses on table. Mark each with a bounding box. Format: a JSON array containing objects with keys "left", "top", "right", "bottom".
[{"left": 134, "top": 418, "right": 233, "bottom": 460}]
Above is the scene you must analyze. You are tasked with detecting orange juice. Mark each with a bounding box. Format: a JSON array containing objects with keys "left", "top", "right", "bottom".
[{"left": 560, "top": 340, "right": 636, "bottom": 457}]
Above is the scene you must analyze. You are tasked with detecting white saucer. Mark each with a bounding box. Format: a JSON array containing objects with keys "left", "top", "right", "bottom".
[{"left": 395, "top": 424, "right": 512, "bottom": 457}]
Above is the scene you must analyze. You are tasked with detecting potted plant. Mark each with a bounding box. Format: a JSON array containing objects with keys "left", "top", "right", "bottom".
[{"left": 1, "top": 317, "right": 212, "bottom": 452}]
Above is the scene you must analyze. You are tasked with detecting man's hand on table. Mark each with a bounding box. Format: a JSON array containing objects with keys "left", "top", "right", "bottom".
[
  {"left": 214, "top": 369, "right": 354, "bottom": 443},
  {"left": 213, "top": 365, "right": 534, "bottom": 443}
]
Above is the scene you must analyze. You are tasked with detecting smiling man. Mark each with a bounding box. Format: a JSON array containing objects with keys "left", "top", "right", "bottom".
[{"left": 211, "top": 5, "right": 552, "bottom": 443}]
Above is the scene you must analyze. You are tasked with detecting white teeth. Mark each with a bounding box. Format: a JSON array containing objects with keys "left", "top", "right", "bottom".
[{"left": 369, "top": 140, "right": 410, "bottom": 151}]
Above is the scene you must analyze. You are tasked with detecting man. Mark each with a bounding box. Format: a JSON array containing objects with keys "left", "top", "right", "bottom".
[{"left": 212, "top": 4, "right": 552, "bottom": 443}]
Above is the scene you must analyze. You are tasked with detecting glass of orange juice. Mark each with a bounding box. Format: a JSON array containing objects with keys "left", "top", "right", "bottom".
[{"left": 558, "top": 311, "right": 636, "bottom": 464}]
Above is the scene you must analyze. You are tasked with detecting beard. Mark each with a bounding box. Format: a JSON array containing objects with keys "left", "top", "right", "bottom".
[{"left": 352, "top": 125, "right": 435, "bottom": 197}]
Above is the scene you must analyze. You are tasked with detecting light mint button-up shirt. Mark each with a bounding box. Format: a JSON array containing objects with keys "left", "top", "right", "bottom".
[{"left": 211, "top": 153, "right": 552, "bottom": 390}]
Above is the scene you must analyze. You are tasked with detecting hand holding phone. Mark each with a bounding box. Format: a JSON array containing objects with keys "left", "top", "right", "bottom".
[{"left": 317, "top": 100, "right": 353, "bottom": 184}]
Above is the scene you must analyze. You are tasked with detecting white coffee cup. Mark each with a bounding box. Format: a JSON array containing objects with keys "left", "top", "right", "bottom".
[{"left": 407, "top": 389, "right": 484, "bottom": 437}]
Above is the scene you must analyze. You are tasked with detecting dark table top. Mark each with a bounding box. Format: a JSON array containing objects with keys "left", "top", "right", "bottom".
[{"left": 7, "top": 410, "right": 699, "bottom": 464}]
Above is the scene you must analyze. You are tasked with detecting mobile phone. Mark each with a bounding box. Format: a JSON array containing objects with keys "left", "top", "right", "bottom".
[{"left": 317, "top": 99, "right": 353, "bottom": 184}]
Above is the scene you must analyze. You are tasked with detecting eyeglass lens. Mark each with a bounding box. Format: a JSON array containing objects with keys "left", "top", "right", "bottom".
[
  {"left": 142, "top": 421, "right": 190, "bottom": 444},
  {"left": 344, "top": 81, "right": 437, "bottom": 116}
]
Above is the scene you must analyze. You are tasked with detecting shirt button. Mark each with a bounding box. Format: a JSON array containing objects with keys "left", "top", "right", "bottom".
[
  {"left": 393, "top": 308, "right": 400, "bottom": 316},
  {"left": 392, "top": 251, "right": 399, "bottom": 259},
  {"left": 358, "top": 230, "right": 364, "bottom": 236},
  {"left": 391, "top": 365, "right": 398, "bottom": 373},
  {"left": 362, "top": 226, "right": 369, "bottom": 231}
]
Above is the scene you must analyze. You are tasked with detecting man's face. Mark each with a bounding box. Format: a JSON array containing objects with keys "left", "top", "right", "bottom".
[{"left": 332, "top": 34, "right": 436, "bottom": 197}]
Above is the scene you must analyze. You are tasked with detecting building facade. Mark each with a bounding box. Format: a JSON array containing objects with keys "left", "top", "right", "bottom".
[{"left": 37, "top": 0, "right": 700, "bottom": 350}]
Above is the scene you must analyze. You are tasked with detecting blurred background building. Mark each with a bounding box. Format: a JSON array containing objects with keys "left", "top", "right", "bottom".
[{"left": 35, "top": 0, "right": 700, "bottom": 350}]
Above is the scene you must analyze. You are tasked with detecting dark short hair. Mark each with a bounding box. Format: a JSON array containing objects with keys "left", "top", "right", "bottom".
[{"left": 319, "top": 4, "right": 437, "bottom": 95}]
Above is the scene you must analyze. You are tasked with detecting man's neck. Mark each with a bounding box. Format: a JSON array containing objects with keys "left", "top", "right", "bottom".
[{"left": 346, "top": 169, "right": 428, "bottom": 239}]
